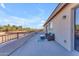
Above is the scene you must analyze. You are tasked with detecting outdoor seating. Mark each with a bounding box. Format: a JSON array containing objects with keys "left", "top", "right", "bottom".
[
  {"left": 45, "top": 33, "right": 55, "bottom": 41},
  {"left": 40, "top": 35, "right": 45, "bottom": 40}
]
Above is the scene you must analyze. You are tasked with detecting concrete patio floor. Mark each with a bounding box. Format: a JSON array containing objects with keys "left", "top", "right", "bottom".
[
  {"left": 9, "top": 32, "right": 79, "bottom": 56},
  {"left": 0, "top": 32, "right": 36, "bottom": 56}
]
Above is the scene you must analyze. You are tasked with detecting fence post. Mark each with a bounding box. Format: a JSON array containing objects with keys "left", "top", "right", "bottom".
[
  {"left": 2, "top": 36, "right": 3, "bottom": 43},
  {"left": 10, "top": 34, "right": 12, "bottom": 40},
  {"left": 5, "top": 35, "right": 6, "bottom": 42},
  {"left": 17, "top": 33, "right": 19, "bottom": 39},
  {"left": 24, "top": 32, "right": 26, "bottom": 36}
]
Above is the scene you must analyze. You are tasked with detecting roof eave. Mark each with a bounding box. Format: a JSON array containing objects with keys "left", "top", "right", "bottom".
[{"left": 43, "top": 3, "right": 68, "bottom": 26}]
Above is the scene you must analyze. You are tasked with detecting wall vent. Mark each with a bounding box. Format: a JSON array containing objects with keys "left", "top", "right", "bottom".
[
  {"left": 63, "top": 15, "right": 66, "bottom": 19},
  {"left": 64, "top": 40, "right": 67, "bottom": 43}
]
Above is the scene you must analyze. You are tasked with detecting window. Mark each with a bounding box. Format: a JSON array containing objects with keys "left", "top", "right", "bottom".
[
  {"left": 46, "top": 26, "right": 48, "bottom": 33},
  {"left": 50, "top": 22, "right": 53, "bottom": 29},
  {"left": 74, "top": 7, "right": 79, "bottom": 51}
]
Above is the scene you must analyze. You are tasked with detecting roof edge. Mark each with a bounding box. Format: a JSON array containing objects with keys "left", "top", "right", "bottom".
[{"left": 43, "top": 3, "right": 68, "bottom": 26}]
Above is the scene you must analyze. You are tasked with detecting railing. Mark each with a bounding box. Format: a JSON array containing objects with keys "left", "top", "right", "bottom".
[{"left": 0, "top": 32, "right": 29, "bottom": 44}]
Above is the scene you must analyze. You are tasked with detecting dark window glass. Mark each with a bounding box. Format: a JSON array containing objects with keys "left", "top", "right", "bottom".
[{"left": 75, "top": 8, "right": 79, "bottom": 51}]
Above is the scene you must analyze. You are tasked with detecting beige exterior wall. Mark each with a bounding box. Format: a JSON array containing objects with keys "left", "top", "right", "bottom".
[
  {"left": 44, "top": 21, "right": 53, "bottom": 34},
  {"left": 44, "top": 4, "right": 79, "bottom": 51}
]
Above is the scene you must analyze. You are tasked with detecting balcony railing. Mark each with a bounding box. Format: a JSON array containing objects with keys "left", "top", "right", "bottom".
[{"left": 0, "top": 32, "right": 29, "bottom": 44}]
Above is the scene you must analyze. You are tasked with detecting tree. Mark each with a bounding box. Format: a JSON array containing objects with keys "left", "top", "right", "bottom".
[{"left": 0, "top": 24, "right": 37, "bottom": 32}]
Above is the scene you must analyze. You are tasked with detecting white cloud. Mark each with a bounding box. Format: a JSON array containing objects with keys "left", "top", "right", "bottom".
[
  {"left": 41, "top": 20, "right": 45, "bottom": 24},
  {"left": 0, "top": 9, "right": 45, "bottom": 29},
  {"left": 37, "top": 20, "right": 45, "bottom": 28},
  {"left": 0, "top": 3, "right": 6, "bottom": 8},
  {"left": 1, "top": 15, "right": 44, "bottom": 29}
]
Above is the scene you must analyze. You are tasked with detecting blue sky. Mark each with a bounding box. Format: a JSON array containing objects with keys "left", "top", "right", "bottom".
[{"left": 0, "top": 3, "right": 58, "bottom": 29}]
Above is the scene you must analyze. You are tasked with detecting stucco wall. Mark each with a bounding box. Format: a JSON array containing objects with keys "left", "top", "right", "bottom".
[
  {"left": 44, "top": 21, "right": 53, "bottom": 34},
  {"left": 52, "top": 4, "right": 79, "bottom": 51},
  {"left": 44, "top": 4, "right": 79, "bottom": 51},
  {"left": 44, "top": 23, "right": 50, "bottom": 33}
]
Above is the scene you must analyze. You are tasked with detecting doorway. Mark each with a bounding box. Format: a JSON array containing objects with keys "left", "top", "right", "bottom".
[{"left": 74, "top": 7, "right": 79, "bottom": 51}]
